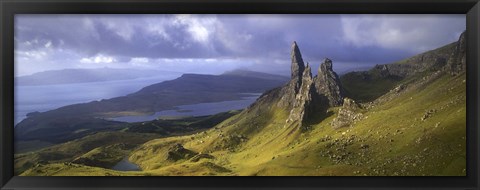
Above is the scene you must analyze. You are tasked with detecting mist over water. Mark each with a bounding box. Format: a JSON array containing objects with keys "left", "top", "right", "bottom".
[{"left": 14, "top": 74, "right": 181, "bottom": 125}]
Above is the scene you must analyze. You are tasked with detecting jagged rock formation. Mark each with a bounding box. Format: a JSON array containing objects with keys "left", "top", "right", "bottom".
[
  {"left": 314, "top": 58, "right": 344, "bottom": 107},
  {"left": 291, "top": 41, "right": 306, "bottom": 89},
  {"left": 285, "top": 63, "right": 315, "bottom": 126},
  {"left": 278, "top": 42, "right": 306, "bottom": 109},
  {"left": 280, "top": 42, "right": 344, "bottom": 129},
  {"left": 446, "top": 31, "right": 466, "bottom": 76},
  {"left": 331, "top": 98, "right": 363, "bottom": 129}
]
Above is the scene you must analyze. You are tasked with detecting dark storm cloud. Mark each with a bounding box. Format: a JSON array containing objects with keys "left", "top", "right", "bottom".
[
  {"left": 14, "top": 14, "right": 465, "bottom": 75},
  {"left": 16, "top": 15, "right": 219, "bottom": 58}
]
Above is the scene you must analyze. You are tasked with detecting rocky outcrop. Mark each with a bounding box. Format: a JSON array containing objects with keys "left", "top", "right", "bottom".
[
  {"left": 382, "top": 31, "right": 465, "bottom": 77},
  {"left": 331, "top": 98, "right": 363, "bottom": 129},
  {"left": 446, "top": 31, "right": 466, "bottom": 76},
  {"left": 280, "top": 42, "right": 344, "bottom": 129},
  {"left": 366, "top": 40, "right": 457, "bottom": 79},
  {"left": 166, "top": 144, "right": 196, "bottom": 161},
  {"left": 314, "top": 58, "right": 344, "bottom": 107}
]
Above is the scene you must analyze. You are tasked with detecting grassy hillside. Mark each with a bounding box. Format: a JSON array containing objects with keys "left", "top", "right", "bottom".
[
  {"left": 15, "top": 132, "right": 161, "bottom": 175},
  {"left": 19, "top": 70, "right": 465, "bottom": 176},
  {"left": 15, "top": 111, "right": 242, "bottom": 175},
  {"left": 124, "top": 110, "right": 240, "bottom": 134},
  {"left": 340, "top": 42, "right": 457, "bottom": 103},
  {"left": 341, "top": 72, "right": 403, "bottom": 102}
]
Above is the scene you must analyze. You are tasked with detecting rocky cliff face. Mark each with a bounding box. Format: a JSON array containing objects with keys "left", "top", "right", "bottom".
[
  {"left": 368, "top": 38, "right": 458, "bottom": 78},
  {"left": 371, "top": 31, "right": 466, "bottom": 79},
  {"left": 446, "top": 31, "right": 466, "bottom": 76},
  {"left": 340, "top": 31, "right": 466, "bottom": 103}
]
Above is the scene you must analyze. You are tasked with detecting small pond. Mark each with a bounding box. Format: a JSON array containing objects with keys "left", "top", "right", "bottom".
[{"left": 111, "top": 157, "right": 141, "bottom": 171}]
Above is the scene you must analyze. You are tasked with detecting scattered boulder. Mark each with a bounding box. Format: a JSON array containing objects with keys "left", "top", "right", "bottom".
[
  {"left": 393, "top": 84, "right": 405, "bottom": 93},
  {"left": 420, "top": 109, "right": 436, "bottom": 121}
]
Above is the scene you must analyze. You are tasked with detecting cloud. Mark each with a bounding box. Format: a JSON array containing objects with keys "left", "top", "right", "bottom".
[
  {"left": 80, "top": 54, "right": 117, "bottom": 64},
  {"left": 173, "top": 15, "right": 215, "bottom": 44},
  {"left": 340, "top": 15, "right": 465, "bottom": 53},
  {"left": 14, "top": 14, "right": 466, "bottom": 76},
  {"left": 131, "top": 57, "right": 149, "bottom": 63}
]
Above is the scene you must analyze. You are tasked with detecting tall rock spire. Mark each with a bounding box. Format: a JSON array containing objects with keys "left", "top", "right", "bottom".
[
  {"left": 291, "top": 41, "right": 305, "bottom": 81},
  {"left": 314, "top": 58, "right": 344, "bottom": 107},
  {"left": 285, "top": 62, "right": 314, "bottom": 128},
  {"left": 278, "top": 41, "right": 307, "bottom": 109}
]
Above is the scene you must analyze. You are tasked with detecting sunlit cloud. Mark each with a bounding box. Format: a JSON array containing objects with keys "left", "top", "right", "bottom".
[{"left": 80, "top": 54, "right": 117, "bottom": 64}]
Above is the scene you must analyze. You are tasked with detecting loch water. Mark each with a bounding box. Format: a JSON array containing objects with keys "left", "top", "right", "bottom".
[
  {"left": 109, "top": 93, "right": 261, "bottom": 123},
  {"left": 14, "top": 74, "right": 181, "bottom": 125}
]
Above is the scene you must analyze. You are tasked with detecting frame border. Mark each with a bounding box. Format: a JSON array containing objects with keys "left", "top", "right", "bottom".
[{"left": 1, "top": 0, "right": 479, "bottom": 189}]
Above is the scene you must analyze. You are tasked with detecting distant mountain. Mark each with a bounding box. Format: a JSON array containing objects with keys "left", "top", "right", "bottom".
[
  {"left": 135, "top": 71, "right": 289, "bottom": 95},
  {"left": 222, "top": 69, "right": 289, "bottom": 81},
  {"left": 15, "top": 70, "right": 289, "bottom": 143},
  {"left": 337, "top": 66, "right": 372, "bottom": 76},
  {"left": 16, "top": 68, "right": 179, "bottom": 86}
]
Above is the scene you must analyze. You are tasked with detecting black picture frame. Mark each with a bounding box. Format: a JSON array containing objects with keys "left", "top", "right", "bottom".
[{"left": 1, "top": 0, "right": 479, "bottom": 189}]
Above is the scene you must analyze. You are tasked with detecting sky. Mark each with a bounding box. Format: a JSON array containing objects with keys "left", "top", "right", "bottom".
[{"left": 14, "top": 14, "right": 465, "bottom": 77}]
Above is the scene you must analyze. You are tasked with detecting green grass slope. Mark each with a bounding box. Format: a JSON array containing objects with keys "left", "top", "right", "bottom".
[
  {"left": 340, "top": 42, "right": 457, "bottom": 103},
  {"left": 341, "top": 72, "right": 403, "bottom": 102}
]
